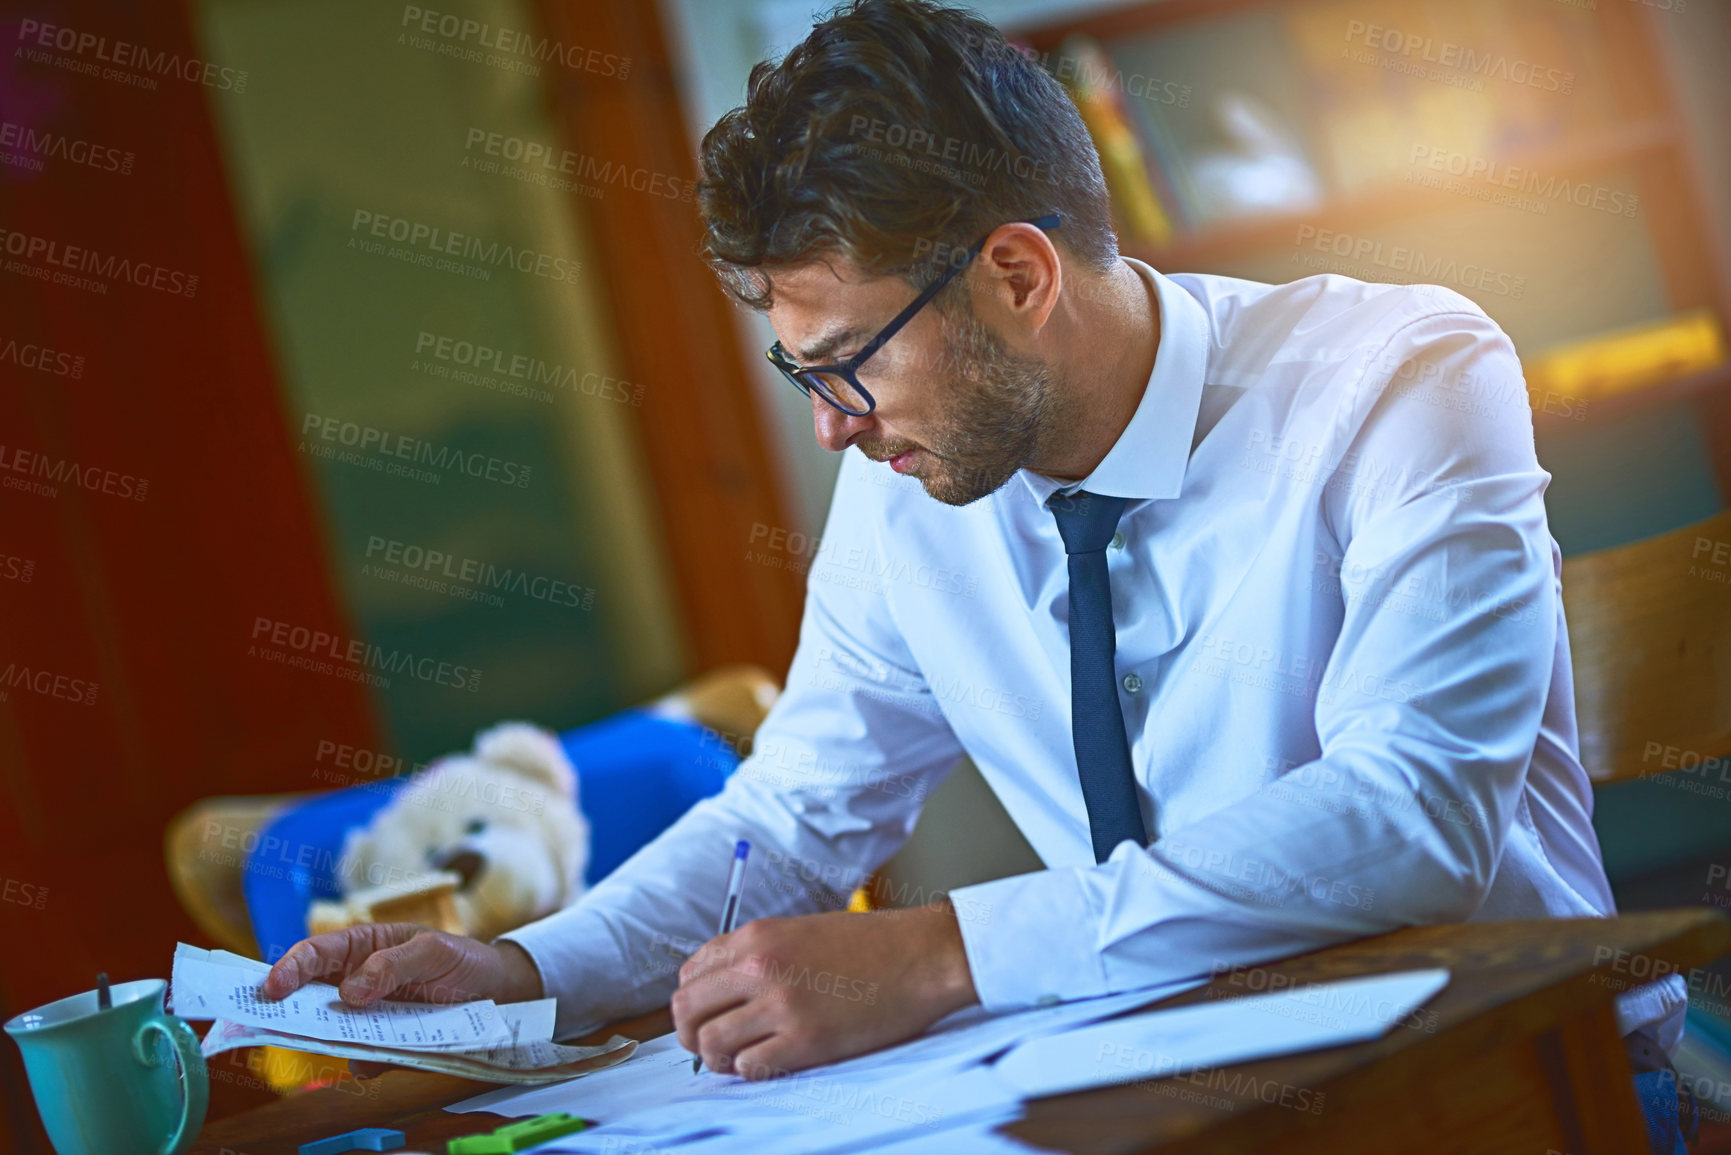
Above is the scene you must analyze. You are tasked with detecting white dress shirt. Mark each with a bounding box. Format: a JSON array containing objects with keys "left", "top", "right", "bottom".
[{"left": 505, "top": 260, "right": 1686, "bottom": 1052}]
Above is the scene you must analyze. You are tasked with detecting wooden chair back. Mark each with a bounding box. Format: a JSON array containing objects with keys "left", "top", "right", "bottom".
[{"left": 1563, "top": 509, "right": 1731, "bottom": 783}]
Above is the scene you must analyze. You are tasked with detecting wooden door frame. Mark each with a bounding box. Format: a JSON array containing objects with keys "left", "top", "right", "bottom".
[{"left": 531, "top": 0, "right": 806, "bottom": 679}]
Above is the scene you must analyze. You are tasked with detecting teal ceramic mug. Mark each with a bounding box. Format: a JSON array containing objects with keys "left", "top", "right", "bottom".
[{"left": 5, "top": 978, "right": 207, "bottom": 1155}]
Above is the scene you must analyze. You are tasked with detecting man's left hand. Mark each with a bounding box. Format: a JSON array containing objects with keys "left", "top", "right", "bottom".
[{"left": 672, "top": 899, "right": 978, "bottom": 1079}]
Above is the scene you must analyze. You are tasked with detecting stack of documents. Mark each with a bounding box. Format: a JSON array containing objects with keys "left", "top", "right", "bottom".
[
  {"left": 448, "top": 968, "right": 1450, "bottom": 1153},
  {"left": 451, "top": 981, "right": 1210, "bottom": 1152},
  {"left": 169, "top": 943, "right": 635, "bottom": 1084}
]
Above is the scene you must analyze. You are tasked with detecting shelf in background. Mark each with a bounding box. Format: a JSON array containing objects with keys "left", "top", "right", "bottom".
[
  {"left": 1534, "top": 360, "right": 1731, "bottom": 428},
  {"left": 1125, "top": 117, "right": 1679, "bottom": 272},
  {"left": 1024, "top": 0, "right": 1731, "bottom": 487}
]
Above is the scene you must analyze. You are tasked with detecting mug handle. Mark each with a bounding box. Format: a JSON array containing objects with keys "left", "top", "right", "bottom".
[{"left": 132, "top": 1015, "right": 209, "bottom": 1155}]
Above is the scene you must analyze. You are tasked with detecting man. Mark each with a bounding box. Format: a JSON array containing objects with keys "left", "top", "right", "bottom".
[{"left": 265, "top": 0, "right": 1691, "bottom": 1145}]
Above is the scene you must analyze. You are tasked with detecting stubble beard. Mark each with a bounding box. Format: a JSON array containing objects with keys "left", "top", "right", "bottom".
[{"left": 872, "top": 301, "right": 1070, "bottom": 507}]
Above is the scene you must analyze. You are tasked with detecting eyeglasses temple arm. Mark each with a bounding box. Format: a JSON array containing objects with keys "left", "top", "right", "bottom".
[{"left": 850, "top": 215, "right": 1061, "bottom": 369}]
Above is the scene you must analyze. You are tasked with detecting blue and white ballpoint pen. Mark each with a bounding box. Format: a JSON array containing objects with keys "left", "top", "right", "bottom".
[{"left": 692, "top": 839, "right": 753, "bottom": 1073}]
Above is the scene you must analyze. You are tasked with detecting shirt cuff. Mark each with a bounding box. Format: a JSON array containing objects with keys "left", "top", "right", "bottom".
[
  {"left": 951, "top": 863, "right": 1109, "bottom": 1012},
  {"left": 1613, "top": 972, "right": 1690, "bottom": 1056},
  {"left": 495, "top": 916, "right": 611, "bottom": 1041}
]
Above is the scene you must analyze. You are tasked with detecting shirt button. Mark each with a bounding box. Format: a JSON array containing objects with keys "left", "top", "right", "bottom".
[
  {"left": 1037, "top": 994, "right": 1061, "bottom": 1007},
  {"left": 1122, "top": 673, "right": 1144, "bottom": 694},
  {"left": 1110, "top": 531, "right": 1126, "bottom": 550}
]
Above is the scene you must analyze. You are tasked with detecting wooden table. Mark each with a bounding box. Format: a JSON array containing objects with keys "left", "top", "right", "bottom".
[{"left": 191, "top": 908, "right": 1730, "bottom": 1155}]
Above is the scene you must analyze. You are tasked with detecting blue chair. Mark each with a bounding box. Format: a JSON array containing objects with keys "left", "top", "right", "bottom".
[{"left": 241, "top": 709, "right": 741, "bottom": 960}]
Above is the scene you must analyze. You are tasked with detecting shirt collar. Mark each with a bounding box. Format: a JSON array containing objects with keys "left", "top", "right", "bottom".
[{"left": 1018, "top": 258, "right": 1210, "bottom": 507}]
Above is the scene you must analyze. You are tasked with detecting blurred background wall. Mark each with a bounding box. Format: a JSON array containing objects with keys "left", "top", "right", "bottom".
[
  {"left": 0, "top": 1, "right": 810, "bottom": 1141},
  {"left": 199, "top": 0, "right": 687, "bottom": 753},
  {"left": 3, "top": 0, "right": 1730, "bottom": 1149}
]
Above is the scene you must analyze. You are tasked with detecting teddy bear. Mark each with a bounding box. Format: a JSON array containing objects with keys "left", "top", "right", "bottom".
[{"left": 311, "top": 721, "right": 590, "bottom": 943}]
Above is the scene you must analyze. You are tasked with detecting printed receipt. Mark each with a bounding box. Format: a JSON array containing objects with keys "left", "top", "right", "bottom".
[{"left": 171, "top": 948, "right": 511, "bottom": 1050}]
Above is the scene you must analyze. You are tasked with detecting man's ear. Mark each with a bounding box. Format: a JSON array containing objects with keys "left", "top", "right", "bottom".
[{"left": 975, "top": 222, "right": 1062, "bottom": 326}]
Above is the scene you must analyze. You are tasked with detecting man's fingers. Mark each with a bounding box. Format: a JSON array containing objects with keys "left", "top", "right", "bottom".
[
  {"left": 261, "top": 942, "right": 310, "bottom": 999},
  {"left": 261, "top": 924, "right": 421, "bottom": 1000},
  {"left": 734, "top": 1034, "right": 799, "bottom": 1082},
  {"left": 679, "top": 936, "right": 734, "bottom": 984},
  {"left": 692, "top": 1004, "right": 777, "bottom": 1076},
  {"left": 262, "top": 931, "right": 363, "bottom": 999},
  {"left": 338, "top": 938, "right": 430, "bottom": 1006},
  {"left": 675, "top": 940, "right": 718, "bottom": 1005},
  {"left": 671, "top": 970, "right": 752, "bottom": 1056}
]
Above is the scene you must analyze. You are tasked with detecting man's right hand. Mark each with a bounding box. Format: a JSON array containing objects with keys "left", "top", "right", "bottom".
[{"left": 260, "top": 923, "right": 544, "bottom": 1008}]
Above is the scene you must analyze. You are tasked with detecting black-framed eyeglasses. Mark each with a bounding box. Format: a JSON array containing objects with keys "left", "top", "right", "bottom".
[{"left": 766, "top": 214, "right": 1062, "bottom": 417}]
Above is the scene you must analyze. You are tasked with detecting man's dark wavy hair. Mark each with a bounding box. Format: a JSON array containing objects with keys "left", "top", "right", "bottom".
[{"left": 697, "top": 0, "right": 1117, "bottom": 311}]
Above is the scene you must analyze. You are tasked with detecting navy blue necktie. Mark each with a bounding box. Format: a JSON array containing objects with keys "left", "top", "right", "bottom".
[{"left": 1049, "top": 490, "right": 1148, "bottom": 864}]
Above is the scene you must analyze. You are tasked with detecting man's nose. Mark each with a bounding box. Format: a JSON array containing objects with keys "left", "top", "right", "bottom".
[{"left": 811, "top": 391, "right": 874, "bottom": 452}]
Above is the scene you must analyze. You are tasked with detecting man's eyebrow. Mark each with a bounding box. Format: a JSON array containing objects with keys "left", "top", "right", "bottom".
[{"left": 794, "top": 327, "right": 862, "bottom": 364}]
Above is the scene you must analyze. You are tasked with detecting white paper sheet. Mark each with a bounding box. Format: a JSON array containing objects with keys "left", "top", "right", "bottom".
[
  {"left": 526, "top": 1067, "right": 1022, "bottom": 1155},
  {"left": 852, "top": 1109, "right": 1041, "bottom": 1155},
  {"left": 171, "top": 942, "right": 631, "bottom": 1082},
  {"left": 171, "top": 941, "right": 512, "bottom": 1050},
  {"left": 175, "top": 943, "right": 558, "bottom": 1047},
  {"left": 450, "top": 979, "right": 1204, "bottom": 1122},
  {"left": 990, "top": 968, "right": 1451, "bottom": 1098},
  {"left": 514, "top": 969, "right": 1449, "bottom": 1155},
  {"left": 452, "top": 1032, "right": 706, "bottom": 1117}
]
